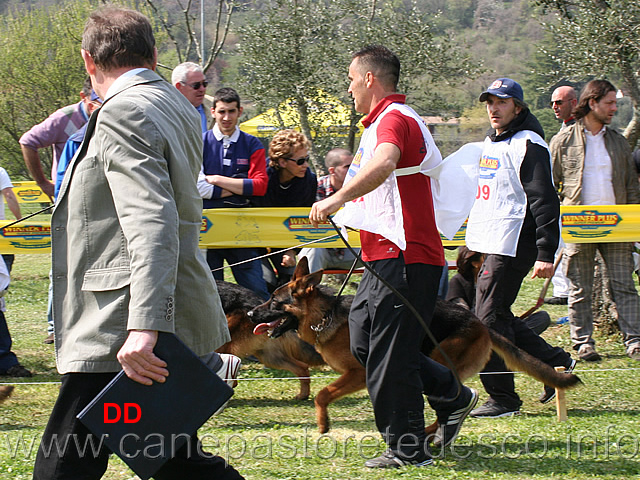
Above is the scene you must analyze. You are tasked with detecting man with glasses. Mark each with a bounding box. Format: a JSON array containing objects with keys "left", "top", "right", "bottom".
[
  {"left": 198, "top": 87, "right": 270, "bottom": 299},
  {"left": 172, "top": 62, "right": 209, "bottom": 133},
  {"left": 543, "top": 85, "right": 578, "bottom": 308},
  {"left": 550, "top": 79, "right": 640, "bottom": 362},
  {"left": 551, "top": 85, "right": 578, "bottom": 130}
]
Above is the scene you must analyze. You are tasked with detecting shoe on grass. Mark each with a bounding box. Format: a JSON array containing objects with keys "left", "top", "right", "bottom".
[
  {"left": 43, "top": 333, "right": 54, "bottom": 345},
  {"left": 470, "top": 399, "right": 519, "bottom": 418},
  {"left": 2, "top": 364, "right": 32, "bottom": 377},
  {"left": 627, "top": 346, "right": 640, "bottom": 361},
  {"left": 214, "top": 354, "right": 241, "bottom": 415},
  {"left": 577, "top": 344, "right": 601, "bottom": 362},
  {"left": 364, "top": 449, "right": 432, "bottom": 468},
  {"left": 216, "top": 353, "right": 241, "bottom": 389},
  {"left": 432, "top": 387, "right": 478, "bottom": 448},
  {"left": 539, "top": 358, "right": 576, "bottom": 404}
]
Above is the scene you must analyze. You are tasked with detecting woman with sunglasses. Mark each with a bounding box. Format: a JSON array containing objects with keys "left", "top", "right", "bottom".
[
  {"left": 255, "top": 129, "right": 317, "bottom": 288},
  {"left": 256, "top": 129, "right": 317, "bottom": 207}
]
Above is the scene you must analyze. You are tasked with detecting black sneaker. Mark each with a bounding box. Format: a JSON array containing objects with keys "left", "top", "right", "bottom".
[
  {"left": 432, "top": 387, "right": 478, "bottom": 448},
  {"left": 3, "top": 365, "right": 32, "bottom": 377},
  {"left": 470, "top": 399, "right": 519, "bottom": 418},
  {"left": 539, "top": 358, "right": 576, "bottom": 404},
  {"left": 364, "top": 449, "right": 433, "bottom": 468},
  {"left": 544, "top": 296, "right": 568, "bottom": 305}
]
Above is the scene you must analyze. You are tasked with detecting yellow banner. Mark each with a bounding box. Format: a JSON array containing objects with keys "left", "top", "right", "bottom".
[
  {"left": 200, "top": 208, "right": 361, "bottom": 248},
  {"left": 0, "top": 205, "right": 638, "bottom": 254},
  {"left": 11, "top": 181, "right": 52, "bottom": 203}
]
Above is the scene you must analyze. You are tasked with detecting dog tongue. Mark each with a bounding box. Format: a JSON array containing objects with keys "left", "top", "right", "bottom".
[{"left": 253, "top": 319, "right": 281, "bottom": 335}]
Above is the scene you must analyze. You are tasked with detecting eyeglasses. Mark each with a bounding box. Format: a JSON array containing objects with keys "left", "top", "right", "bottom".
[
  {"left": 284, "top": 155, "right": 310, "bottom": 165},
  {"left": 550, "top": 100, "right": 564, "bottom": 107},
  {"left": 183, "top": 81, "right": 208, "bottom": 90}
]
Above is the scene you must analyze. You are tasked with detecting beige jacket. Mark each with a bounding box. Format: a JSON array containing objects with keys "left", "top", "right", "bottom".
[
  {"left": 549, "top": 120, "right": 640, "bottom": 206},
  {"left": 51, "top": 69, "right": 230, "bottom": 373}
]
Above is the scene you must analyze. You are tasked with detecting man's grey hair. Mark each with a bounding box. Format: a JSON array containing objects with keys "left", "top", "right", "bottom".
[{"left": 171, "top": 62, "right": 203, "bottom": 85}]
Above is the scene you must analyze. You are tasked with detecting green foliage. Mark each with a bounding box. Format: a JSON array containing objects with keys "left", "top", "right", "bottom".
[
  {"left": 533, "top": 0, "right": 640, "bottom": 148},
  {"left": 237, "top": 0, "right": 482, "bottom": 171},
  {"left": 0, "top": 0, "right": 93, "bottom": 179}
]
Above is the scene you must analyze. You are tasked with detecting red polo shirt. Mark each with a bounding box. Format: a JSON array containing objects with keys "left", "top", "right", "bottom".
[{"left": 359, "top": 95, "right": 444, "bottom": 267}]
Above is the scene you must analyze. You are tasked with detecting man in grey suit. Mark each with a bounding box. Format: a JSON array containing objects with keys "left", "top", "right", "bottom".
[{"left": 33, "top": 7, "right": 243, "bottom": 479}]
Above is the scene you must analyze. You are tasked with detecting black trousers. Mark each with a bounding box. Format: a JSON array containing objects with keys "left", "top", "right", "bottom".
[
  {"left": 33, "top": 373, "right": 244, "bottom": 480},
  {"left": 475, "top": 249, "right": 571, "bottom": 409},
  {"left": 349, "top": 257, "right": 458, "bottom": 460}
]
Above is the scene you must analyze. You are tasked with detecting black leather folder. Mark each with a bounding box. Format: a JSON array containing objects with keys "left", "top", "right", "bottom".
[{"left": 77, "top": 332, "right": 233, "bottom": 480}]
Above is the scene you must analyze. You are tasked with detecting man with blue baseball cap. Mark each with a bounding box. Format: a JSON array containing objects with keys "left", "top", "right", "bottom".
[{"left": 466, "top": 78, "right": 576, "bottom": 418}]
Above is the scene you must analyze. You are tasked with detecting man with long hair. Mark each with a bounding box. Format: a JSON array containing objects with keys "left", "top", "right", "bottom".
[{"left": 550, "top": 79, "right": 640, "bottom": 362}]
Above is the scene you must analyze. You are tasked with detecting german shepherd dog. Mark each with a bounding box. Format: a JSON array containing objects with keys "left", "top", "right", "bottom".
[
  {"left": 250, "top": 257, "right": 581, "bottom": 434},
  {"left": 214, "top": 280, "right": 325, "bottom": 400}
]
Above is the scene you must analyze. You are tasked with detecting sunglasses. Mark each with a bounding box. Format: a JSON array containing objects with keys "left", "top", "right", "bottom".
[
  {"left": 285, "top": 155, "right": 310, "bottom": 165},
  {"left": 549, "top": 100, "right": 564, "bottom": 107},
  {"left": 184, "top": 81, "right": 208, "bottom": 90}
]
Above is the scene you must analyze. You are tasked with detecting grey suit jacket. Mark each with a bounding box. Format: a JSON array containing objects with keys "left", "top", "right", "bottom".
[{"left": 52, "top": 69, "right": 230, "bottom": 373}]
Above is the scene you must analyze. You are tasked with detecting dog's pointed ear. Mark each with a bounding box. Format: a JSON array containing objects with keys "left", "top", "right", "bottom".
[
  {"left": 293, "top": 256, "right": 310, "bottom": 280},
  {"left": 301, "top": 270, "right": 323, "bottom": 292}
]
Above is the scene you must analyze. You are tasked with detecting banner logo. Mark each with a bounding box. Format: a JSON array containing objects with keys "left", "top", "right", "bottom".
[{"left": 562, "top": 210, "right": 621, "bottom": 238}]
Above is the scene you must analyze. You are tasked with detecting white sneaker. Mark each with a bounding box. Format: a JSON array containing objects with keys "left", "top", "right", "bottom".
[
  {"left": 214, "top": 354, "right": 241, "bottom": 415},
  {"left": 216, "top": 353, "right": 241, "bottom": 388}
]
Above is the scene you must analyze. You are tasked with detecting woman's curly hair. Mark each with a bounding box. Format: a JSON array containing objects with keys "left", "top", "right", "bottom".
[{"left": 268, "top": 129, "right": 311, "bottom": 169}]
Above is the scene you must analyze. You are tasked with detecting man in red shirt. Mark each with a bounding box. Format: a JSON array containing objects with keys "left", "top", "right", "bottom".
[{"left": 310, "top": 45, "right": 477, "bottom": 469}]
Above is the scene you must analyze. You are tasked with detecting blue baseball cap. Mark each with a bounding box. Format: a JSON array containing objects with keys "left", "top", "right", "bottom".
[
  {"left": 90, "top": 90, "right": 103, "bottom": 103},
  {"left": 479, "top": 78, "right": 524, "bottom": 102}
]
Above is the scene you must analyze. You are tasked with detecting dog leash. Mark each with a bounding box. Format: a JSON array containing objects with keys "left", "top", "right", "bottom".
[
  {"left": 209, "top": 233, "right": 341, "bottom": 274},
  {"left": 327, "top": 217, "right": 465, "bottom": 403},
  {"left": 312, "top": 256, "right": 362, "bottom": 334},
  {"left": 519, "top": 247, "right": 564, "bottom": 319},
  {"left": 0, "top": 204, "right": 54, "bottom": 231}
]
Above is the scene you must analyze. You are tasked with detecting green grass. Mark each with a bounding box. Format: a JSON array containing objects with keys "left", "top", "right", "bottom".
[{"left": 1, "top": 254, "right": 639, "bottom": 479}]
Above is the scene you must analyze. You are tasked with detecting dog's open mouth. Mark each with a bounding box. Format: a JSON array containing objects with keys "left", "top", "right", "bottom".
[{"left": 253, "top": 319, "right": 286, "bottom": 337}]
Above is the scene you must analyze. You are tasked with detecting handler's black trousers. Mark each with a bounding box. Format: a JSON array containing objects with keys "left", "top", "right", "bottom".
[
  {"left": 33, "top": 373, "right": 244, "bottom": 480},
  {"left": 349, "top": 256, "right": 458, "bottom": 461},
  {"left": 475, "top": 248, "right": 571, "bottom": 409}
]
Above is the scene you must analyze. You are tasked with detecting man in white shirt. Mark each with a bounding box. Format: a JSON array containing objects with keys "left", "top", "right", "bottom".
[
  {"left": 550, "top": 79, "right": 640, "bottom": 362},
  {"left": 0, "top": 174, "right": 30, "bottom": 378}
]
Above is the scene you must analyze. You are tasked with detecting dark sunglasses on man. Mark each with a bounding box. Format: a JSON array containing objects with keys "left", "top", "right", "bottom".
[
  {"left": 549, "top": 100, "right": 564, "bottom": 107},
  {"left": 285, "top": 155, "right": 310, "bottom": 165},
  {"left": 183, "top": 81, "right": 208, "bottom": 90}
]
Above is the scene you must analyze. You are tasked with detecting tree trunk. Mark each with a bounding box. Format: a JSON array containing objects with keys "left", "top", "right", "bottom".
[
  {"left": 592, "top": 251, "right": 619, "bottom": 335},
  {"left": 295, "top": 98, "right": 325, "bottom": 175},
  {"left": 620, "top": 62, "right": 640, "bottom": 150}
]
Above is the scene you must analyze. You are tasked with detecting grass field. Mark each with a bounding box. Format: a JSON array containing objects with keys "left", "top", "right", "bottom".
[{"left": 1, "top": 253, "right": 639, "bottom": 479}]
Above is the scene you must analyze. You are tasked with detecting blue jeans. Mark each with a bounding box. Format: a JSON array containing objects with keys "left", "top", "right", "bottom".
[
  {"left": 0, "top": 310, "right": 18, "bottom": 372},
  {"left": 206, "top": 248, "right": 269, "bottom": 301}
]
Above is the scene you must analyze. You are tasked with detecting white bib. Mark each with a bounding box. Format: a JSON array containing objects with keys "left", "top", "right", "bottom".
[
  {"left": 334, "top": 103, "right": 479, "bottom": 246},
  {"left": 466, "top": 130, "right": 549, "bottom": 256}
]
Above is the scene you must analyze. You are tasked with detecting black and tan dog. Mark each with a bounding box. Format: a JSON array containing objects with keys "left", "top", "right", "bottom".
[
  {"left": 251, "top": 257, "right": 581, "bottom": 434},
  {"left": 214, "top": 280, "right": 324, "bottom": 400}
]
